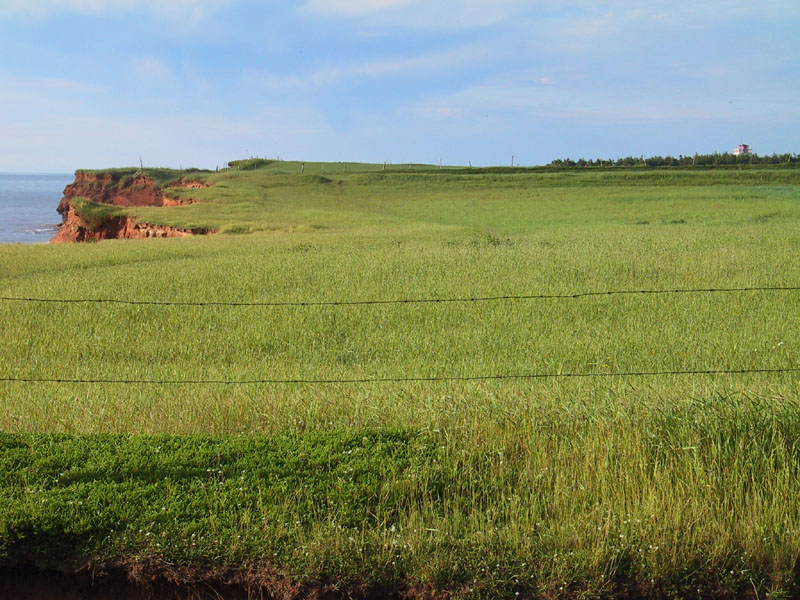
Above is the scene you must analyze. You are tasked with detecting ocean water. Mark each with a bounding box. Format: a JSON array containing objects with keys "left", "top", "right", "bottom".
[{"left": 0, "top": 173, "right": 73, "bottom": 244}]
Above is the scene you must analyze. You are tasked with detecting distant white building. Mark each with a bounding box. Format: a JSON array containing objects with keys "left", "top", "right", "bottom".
[{"left": 734, "top": 144, "right": 751, "bottom": 155}]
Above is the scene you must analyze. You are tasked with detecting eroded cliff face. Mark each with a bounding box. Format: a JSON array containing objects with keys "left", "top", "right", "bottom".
[
  {"left": 51, "top": 205, "right": 213, "bottom": 244},
  {"left": 52, "top": 172, "right": 214, "bottom": 243}
]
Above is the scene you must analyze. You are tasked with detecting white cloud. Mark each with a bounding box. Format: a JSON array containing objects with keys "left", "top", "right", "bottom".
[
  {"left": 549, "top": 0, "right": 799, "bottom": 39},
  {"left": 300, "top": 0, "right": 529, "bottom": 30},
  {"left": 398, "top": 66, "right": 800, "bottom": 125},
  {"left": 300, "top": 0, "right": 799, "bottom": 35},
  {"left": 131, "top": 57, "right": 174, "bottom": 85},
  {"left": 300, "top": 0, "right": 798, "bottom": 32},
  {"left": 249, "top": 43, "right": 494, "bottom": 91},
  {"left": 302, "top": 0, "right": 419, "bottom": 15},
  {"left": 0, "top": 0, "right": 230, "bottom": 20},
  {"left": 9, "top": 77, "right": 106, "bottom": 94},
  {"left": 0, "top": 107, "right": 335, "bottom": 172},
  {"left": 0, "top": 77, "right": 106, "bottom": 115}
]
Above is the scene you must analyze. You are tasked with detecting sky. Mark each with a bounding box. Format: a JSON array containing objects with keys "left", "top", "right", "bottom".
[{"left": 0, "top": 0, "right": 798, "bottom": 172}]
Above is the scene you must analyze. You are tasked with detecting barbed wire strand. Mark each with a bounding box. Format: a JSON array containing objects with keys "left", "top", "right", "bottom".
[
  {"left": 1, "top": 285, "right": 799, "bottom": 308},
  {"left": 1, "top": 367, "right": 798, "bottom": 386}
]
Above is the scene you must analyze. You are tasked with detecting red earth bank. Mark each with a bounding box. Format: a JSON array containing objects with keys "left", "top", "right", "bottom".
[{"left": 51, "top": 172, "right": 213, "bottom": 243}]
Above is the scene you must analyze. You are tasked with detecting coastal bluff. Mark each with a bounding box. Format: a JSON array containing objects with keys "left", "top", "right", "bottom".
[{"left": 51, "top": 169, "right": 215, "bottom": 243}]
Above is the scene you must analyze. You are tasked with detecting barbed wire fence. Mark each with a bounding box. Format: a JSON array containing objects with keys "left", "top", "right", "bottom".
[
  {"left": 2, "top": 285, "right": 798, "bottom": 386},
  {"left": 1, "top": 367, "right": 799, "bottom": 387},
  {"left": 2, "top": 285, "right": 799, "bottom": 308}
]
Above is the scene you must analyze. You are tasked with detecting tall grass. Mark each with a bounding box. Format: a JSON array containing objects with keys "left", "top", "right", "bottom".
[{"left": 1, "top": 165, "right": 799, "bottom": 597}]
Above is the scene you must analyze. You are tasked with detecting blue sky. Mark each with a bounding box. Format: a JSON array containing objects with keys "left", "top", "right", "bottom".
[{"left": 1, "top": 0, "right": 798, "bottom": 171}]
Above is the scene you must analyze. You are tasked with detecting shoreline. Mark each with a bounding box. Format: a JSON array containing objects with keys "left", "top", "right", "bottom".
[{"left": 0, "top": 172, "right": 72, "bottom": 244}]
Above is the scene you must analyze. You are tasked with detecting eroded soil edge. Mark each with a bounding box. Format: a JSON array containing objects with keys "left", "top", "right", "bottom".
[
  {"left": 51, "top": 171, "right": 216, "bottom": 243},
  {"left": 0, "top": 562, "right": 448, "bottom": 600}
]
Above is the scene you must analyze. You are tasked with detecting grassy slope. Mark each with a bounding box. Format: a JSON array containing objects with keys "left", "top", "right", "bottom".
[
  {"left": 68, "top": 196, "right": 124, "bottom": 228},
  {"left": 1, "top": 164, "right": 800, "bottom": 598}
]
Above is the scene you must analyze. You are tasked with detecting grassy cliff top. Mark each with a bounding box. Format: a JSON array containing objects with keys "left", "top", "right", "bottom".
[
  {"left": 76, "top": 166, "right": 213, "bottom": 189},
  {"left": 74, "top": 160, "right": 800, "bottom": 234}
]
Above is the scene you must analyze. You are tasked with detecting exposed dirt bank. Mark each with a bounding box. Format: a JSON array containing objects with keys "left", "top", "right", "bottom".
[
  {"left": 0, "top": 562, "right": 765, "bottom": 600},
  {"left": 51, "top": 205, "right": 215, "bottom": 243},
  {"left": 167, "top": 178, "right": 213, "bottom": 190},
  {"left": 52, "top": 171, "right": 214, "bottom": 243},
  {"left": 0, "top": 564, "right": 273, "bottom": 600},
  {"left": 56, "top": 173, "right": 190, "bottom": 216},
  {"left": 0, "top": 563, "right": 450, "bottom": 600}
]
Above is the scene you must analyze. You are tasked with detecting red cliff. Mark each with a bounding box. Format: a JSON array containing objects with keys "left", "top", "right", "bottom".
[
  {"left": 52, "top": 171, "right": 214, "bottom": 243},
  {"left": 51, "top": 205, "right": 213, "bottom": 243}
]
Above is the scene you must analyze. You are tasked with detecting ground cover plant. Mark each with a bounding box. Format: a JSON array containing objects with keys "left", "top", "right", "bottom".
[
  {"left": 68, "top": 196, "right": 125, "bottom": 229},
  {"left": 1, "top": 162, "right": 800, "bottom": 598}
]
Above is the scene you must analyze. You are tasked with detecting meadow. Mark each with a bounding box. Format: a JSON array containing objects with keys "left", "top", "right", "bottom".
[{"left": 1, "top": 163, "right": 800, "bottom": 598}]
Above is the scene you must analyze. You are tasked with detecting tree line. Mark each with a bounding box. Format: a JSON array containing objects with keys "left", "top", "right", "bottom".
[{"left": 549, "top": 152, "right": 799, "bottom": 168}]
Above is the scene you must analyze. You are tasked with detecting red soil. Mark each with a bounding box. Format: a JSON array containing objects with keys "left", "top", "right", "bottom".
[
  {"left": 50, "top": 205, "right": 214, "bottom": 243},
  {"left": 0, "top": 562, "right": 452, "bottom": 600},
  {"left": 167, "top": 178, "right": 212, "bottom": 190},
  {"left": 51, "top": 172, "right": 213, "bottom": 243}
]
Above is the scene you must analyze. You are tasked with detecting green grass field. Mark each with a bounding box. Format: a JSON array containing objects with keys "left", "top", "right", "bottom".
[{"left": 2, "top": 163, "right": 800, "bottom": 598}]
